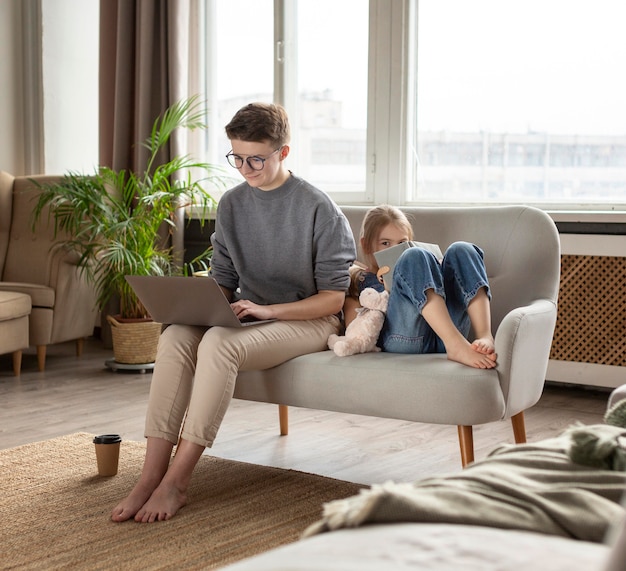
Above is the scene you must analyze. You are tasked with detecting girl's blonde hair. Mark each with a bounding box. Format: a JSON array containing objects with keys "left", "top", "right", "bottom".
[{"left": 360, "top": 204, "right": 414, "bottom": 270}]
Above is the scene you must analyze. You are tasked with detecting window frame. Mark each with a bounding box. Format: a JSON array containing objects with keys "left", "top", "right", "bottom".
[
  {"left": 273, "top": 0, "right": 416, "bottom": 206},
  {"left": 204, "top": 0, "right": 626, "bottom": 212}
]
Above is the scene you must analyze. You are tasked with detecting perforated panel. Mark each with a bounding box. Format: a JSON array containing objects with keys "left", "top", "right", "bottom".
[{"left": 550, "top": 254, "right": 626, "bottom": 366}]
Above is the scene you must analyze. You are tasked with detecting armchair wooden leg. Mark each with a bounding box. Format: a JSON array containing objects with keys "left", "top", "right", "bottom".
[
  {"left": 279, "top": 405, "right": 289, "bottom": 436},
  {"left": 511, "top": 411, "right": 527, "bottom": 444},
  {"left": 37, "top": 345, "right": 46, "bottom": 372},
  {"left": 457, "top": 425, "right": 474, "bottom": 467},
  {"left": 12, "top": 350, "right": 22, "bottom": 376},
  {"left": 75, "top": 338, "right": 84, "bottom": 357}
]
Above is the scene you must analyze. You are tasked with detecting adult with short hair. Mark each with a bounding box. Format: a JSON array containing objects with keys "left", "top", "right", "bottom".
[{"left": 112, "top": 102, "right": 356, "bottom": 523}]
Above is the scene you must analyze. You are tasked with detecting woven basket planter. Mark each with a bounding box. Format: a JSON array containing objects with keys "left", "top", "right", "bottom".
[{"left": 106, "top": 315, "right": 162, "bottom": 364}]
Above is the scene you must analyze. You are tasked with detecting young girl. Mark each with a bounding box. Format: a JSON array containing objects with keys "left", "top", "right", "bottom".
[{"left": 345, "top": 205, "right": 497, "bottom": 369}]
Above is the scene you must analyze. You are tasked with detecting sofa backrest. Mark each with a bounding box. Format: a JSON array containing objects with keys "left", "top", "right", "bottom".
[
  {"left": 0, "top": 171, "right": 16, "bottom": 278},
  {"left": 341, "top": 205, "right": 561, "bottom": 332},
  {"left": 2, "top": 174, "right": 70, "bottom": 286}
]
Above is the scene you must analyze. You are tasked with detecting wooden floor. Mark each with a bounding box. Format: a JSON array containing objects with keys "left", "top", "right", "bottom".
[{"left": 0, "top": 337, "right": 612, "bottom": 485}]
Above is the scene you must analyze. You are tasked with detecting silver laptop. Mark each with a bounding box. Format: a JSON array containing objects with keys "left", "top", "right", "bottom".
[{"left": 125, "top": 275, "right": 274, "bottom": 328}]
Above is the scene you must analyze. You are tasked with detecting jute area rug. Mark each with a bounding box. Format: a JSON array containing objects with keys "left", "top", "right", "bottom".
[{"left": 1, "top": 433, "right": 364, "bottom": 570}]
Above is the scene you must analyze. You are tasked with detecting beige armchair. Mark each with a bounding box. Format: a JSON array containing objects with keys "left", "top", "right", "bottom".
[{"left": 0, "top": 172, "right": 99, "bottom": 371}]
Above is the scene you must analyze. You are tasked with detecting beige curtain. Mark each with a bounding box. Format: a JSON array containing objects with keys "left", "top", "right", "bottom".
[
  {"left": 98, "top": 0, "right": 192, "bottom": 173},
  {"left": 99, "top": 0, "right": 202, "bottom": 256}
]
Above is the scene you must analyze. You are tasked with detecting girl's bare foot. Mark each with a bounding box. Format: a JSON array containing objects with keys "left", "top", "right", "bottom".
[
  {"left": 471, "top": 336, "right": 496, "bottom": 355},
  {"left": 134, "top": 481, "right": 187, "bottom": 523},
  {"left": 447, "top": 338, "right": 497, "bottom": 369},
  {"left": 111, "top": 480, "right": 159, "bottom": 522}
]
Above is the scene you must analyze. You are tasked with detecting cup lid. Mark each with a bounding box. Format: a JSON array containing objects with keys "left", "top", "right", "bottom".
[{"left": 93, "top": 434, "right": 122, "bottom": 444}]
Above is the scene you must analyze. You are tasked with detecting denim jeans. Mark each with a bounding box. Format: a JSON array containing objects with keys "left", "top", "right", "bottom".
[{"left": 379, "top": 241, "right": 490, "bottom": 354}]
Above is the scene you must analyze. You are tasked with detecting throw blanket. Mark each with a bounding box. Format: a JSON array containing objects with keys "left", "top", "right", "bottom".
[{"left": 304, "top": 424, "right": 626, "bottom": 542}]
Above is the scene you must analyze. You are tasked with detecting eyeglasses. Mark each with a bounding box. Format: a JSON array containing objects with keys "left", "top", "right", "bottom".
[{"left": 225, "top": 147, "right": 282, "bottom": 171}]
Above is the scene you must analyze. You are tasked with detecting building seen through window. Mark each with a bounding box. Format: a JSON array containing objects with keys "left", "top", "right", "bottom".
[{"left": 415, "top": 132, "right": 626, "bottom": 202}]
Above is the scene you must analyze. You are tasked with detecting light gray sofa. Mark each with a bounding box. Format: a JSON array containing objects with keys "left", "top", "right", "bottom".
[
  {"left": 221, "top": 520, "right": 621, "bottom": 571},
  {"left": 232, "top": 205, "right": 561, "bottom": 466},
  {"left": 222, "top": 390, "right": 626, "bottom": 571},
  {"left": 0, "top": 172, "right": 99, "bottom": 372}
]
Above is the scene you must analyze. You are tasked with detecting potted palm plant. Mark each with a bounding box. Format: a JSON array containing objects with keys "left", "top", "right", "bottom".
[{"left": 32, "top": 97, "right": 230, "bottom": 366}]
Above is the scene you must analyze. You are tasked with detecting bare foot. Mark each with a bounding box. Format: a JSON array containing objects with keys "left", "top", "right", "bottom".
[
  {"left": 134, "top": 481, "right": 187, "bottom": 523},
  {"left": 447, "top": 339, "right": 497, "bottom": 369},
  {"left": 111, "top": 480, "right": 159, "bottom": 522},
  {"left": 471, "top": 336, "right": 496, "bottom": 355}
]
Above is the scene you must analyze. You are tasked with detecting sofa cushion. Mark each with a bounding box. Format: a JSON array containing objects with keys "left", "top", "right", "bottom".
[
  {"left": 0, "top": 291, "right": 31, "bottom": 322},
  {"left": 220, "top": 523, "right": 610, "bottom": 571},
  {"left": 234, "top": 350, "right": 505, "bottom": 426},
  {"left": 0, "top": 282, "right": 55, "bottom": 308}
]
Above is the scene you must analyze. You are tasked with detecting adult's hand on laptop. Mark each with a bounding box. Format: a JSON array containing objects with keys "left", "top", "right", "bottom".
[
  {"left": 231, "top": 299, "right": 274, "bottom": 322},
  {"left": 232, "top": 290, "right": 344, "bottom": 322}
]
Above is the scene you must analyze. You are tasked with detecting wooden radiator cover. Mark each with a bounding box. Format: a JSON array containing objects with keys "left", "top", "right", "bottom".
[{"left": 550, "top": 254, "right": 626, "bottom": 366}]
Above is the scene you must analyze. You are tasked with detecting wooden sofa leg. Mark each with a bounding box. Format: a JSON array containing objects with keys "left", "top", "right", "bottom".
[
  {"left": 12, "top": 350, "right": 22, "bottom": 376},
  {"left": 457, "top": 425, "right": 474, "bottom": 467},
  {"left": 76, "top": 338, "right": 84, "bottom": 357},
  {"left": 37, "top": 345, "right": 46, "bottom": 372},
  {"left": 279, "top": 405, "right": 289, "bottom": 436},
  {"left": 511, "top": 411, "right": 527, "bottom": 444}
]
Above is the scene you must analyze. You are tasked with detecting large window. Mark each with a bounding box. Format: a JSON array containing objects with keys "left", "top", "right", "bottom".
[
  {"left": 206, "top": 0, "right": 368, "bottom": 202},
  {"left": 202, "top": 0, "right": 626, "bottom": 210},
  {"left": 292, "top": 1, "right": 369, "bottom": 197},
  {"left": 413, "top": 0, "right": 626, "bottom": 208},
  {"left": 210, "top": 0, "right": 274, "bottom": 185}
]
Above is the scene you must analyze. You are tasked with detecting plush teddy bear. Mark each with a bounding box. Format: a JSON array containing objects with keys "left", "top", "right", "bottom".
[{"left": 328, "top": 287, "right": 389, "bottom": 357}]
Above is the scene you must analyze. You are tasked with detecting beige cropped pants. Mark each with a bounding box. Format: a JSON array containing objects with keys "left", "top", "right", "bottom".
[{"left": 144, "top": 315, "right": 340, "bottom": 448}]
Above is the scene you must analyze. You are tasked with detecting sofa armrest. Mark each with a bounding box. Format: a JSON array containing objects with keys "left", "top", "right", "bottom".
[
  {"left": 46, "top": 258, "right": 98, "bottom": 344},
  {"left": 47, "top": 247, "right": 85, "bottom": 289},
  {"left": 494, "top": 299, "right": 558, "bottom": 417}
]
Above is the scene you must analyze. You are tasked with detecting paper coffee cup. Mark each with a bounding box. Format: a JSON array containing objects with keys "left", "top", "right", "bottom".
[{"left": 93, "top": 434, "right": 122, "bottom": 476}]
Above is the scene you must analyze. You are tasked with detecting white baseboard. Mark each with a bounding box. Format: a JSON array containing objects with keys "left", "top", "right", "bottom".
[{"left": 547, "top": 360, "right": 625, "bottom": 389}]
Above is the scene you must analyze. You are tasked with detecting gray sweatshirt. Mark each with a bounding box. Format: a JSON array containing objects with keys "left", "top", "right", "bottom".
[{"left": 210, "top": 174, "right": 356, "bottom": 305}]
